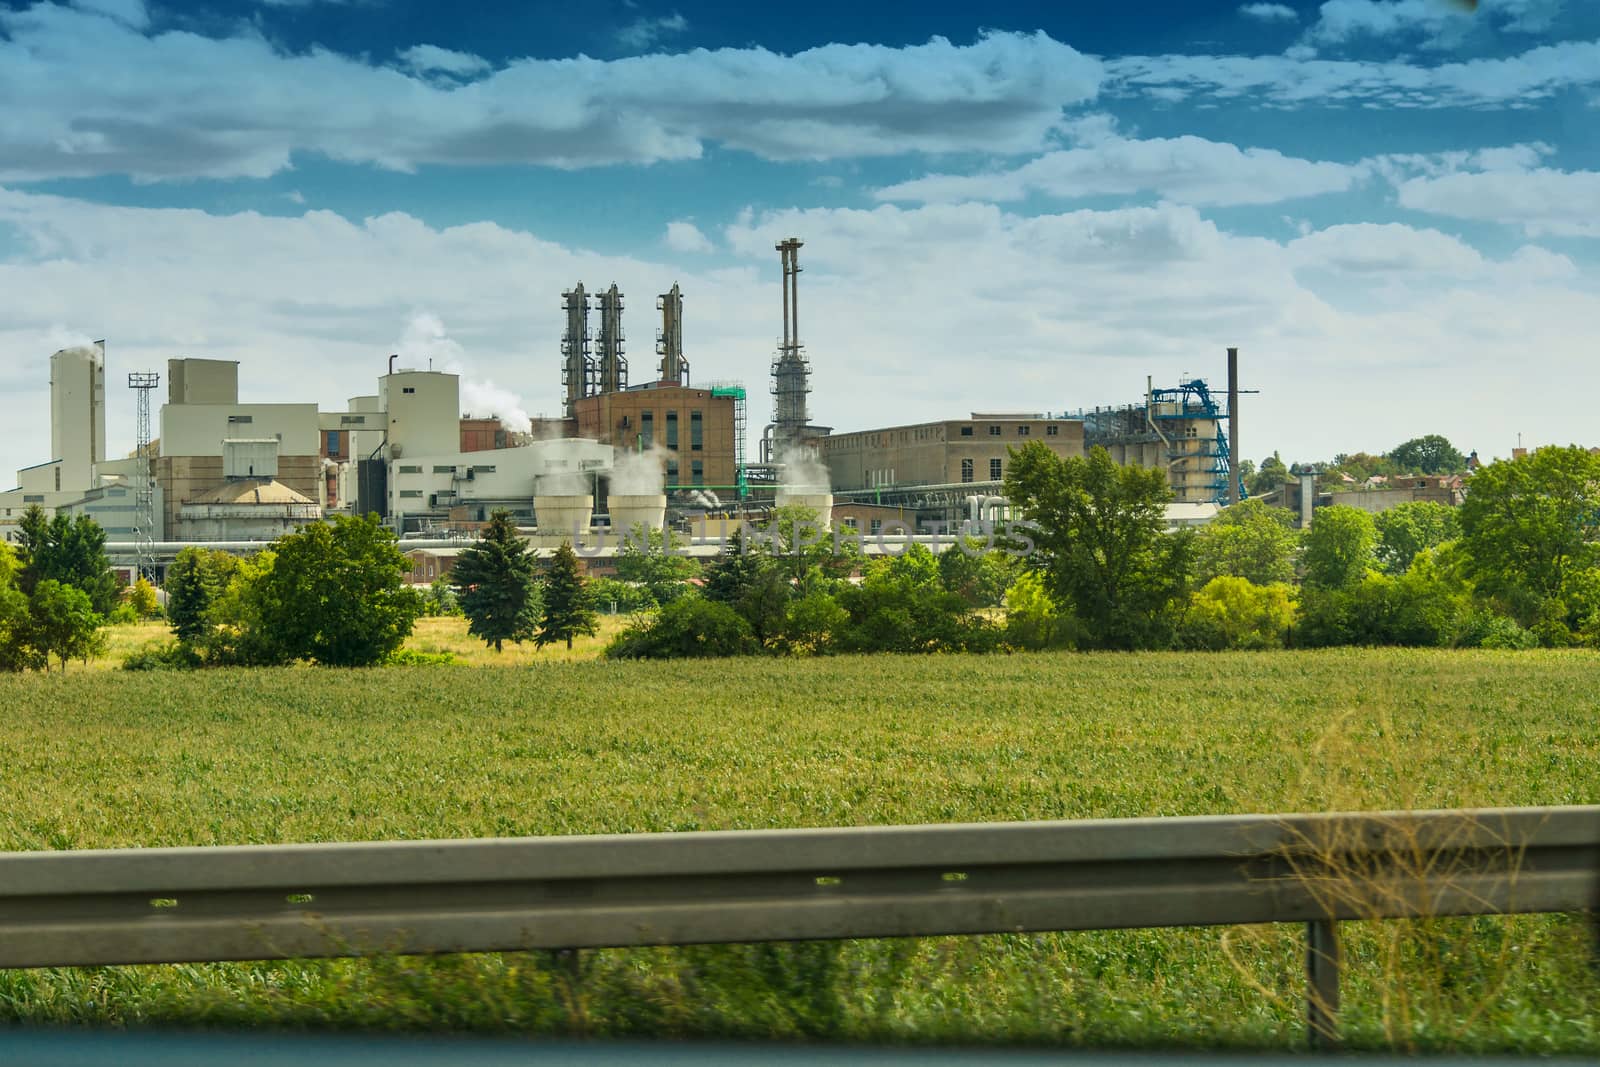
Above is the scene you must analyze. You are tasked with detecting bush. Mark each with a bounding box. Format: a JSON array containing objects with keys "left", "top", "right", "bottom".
[
  {"left": 1003, "top": 572, "right": 1074, "bottom": 651},
  {"left": 1454, "top": 611, "right": 1538, "bottom": 650},
  {"left": 1294, "top": 570, "right": 1464, "bottom": 648},
  {"left": 606, "top": 597, "right": 759, "bottom": 659},
  {"left": 121, "top": 640, "right": 202, "bottom": 671},
  {"left": 385, "top": 648, "right": 458, "bottom": 666},
  {"left": 107, "top": 602, "right": 141, "bottom": 625},
  {"left": 589, "top": 577, "right": 659, "bottom": 615},
  {"left": 1178, "top": 577, "right": 1295, "bottom": 651}
]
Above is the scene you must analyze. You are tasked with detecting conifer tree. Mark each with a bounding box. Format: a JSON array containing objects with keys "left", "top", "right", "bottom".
[
  {"left": 451, "top": 509, "right": 540, "bottom": 652},
  {"left": 536, "top": 541, "right": 599, "bottom": 651}
]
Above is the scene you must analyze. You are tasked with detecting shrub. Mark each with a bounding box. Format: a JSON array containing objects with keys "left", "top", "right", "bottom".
[
  {"left": 1178, "top": 577, "right": 1295, "bottom": 651},
  {"left": 606, "top": 597, "right": 758, "bottom": 659},
  {"left": 121, "top": 640, "right": 202, "bottom": 671}
]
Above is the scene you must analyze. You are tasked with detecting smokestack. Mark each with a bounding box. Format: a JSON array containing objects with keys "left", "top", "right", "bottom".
[
  {"left": 597, "top": 283, "right": 627, "bottom": 395},
  {"left": 768, "top": 238, "right": 812, "bottom": 462},
  {"left": 657, "top": 282, "right": 687, "bottom": 385},
  {"left": 560, "top": 284, "right": 592, "bottom": 419},
  {"left": 1227, "top": 347, "right": 1240, "bottom": 506}
]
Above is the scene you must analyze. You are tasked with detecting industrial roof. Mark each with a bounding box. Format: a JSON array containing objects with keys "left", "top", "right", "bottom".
[{"left": 187, "top": 479, "right": 316, "bottom": 506}]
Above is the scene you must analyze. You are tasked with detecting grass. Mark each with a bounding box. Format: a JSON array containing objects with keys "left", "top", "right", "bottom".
[{"left": 0, "top": 650, "right": 1597, "bottom": 1050}]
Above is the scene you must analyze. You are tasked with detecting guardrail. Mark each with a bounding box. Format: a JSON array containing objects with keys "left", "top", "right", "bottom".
[{"left": 2, "top": 806, "right": 1596, "bottom": 1048}]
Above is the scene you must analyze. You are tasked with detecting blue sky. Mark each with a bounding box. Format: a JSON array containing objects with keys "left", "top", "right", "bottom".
[{"left": 3, "top": 0, "right": 1599, "bottom": 482}]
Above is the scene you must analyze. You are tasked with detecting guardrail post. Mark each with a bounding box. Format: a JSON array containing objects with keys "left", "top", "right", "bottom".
[{"left": 1306, "top": 918, "right": 1341, "bottom": 1050}]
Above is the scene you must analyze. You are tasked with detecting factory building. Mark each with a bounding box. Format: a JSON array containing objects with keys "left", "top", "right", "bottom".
[
  {"left": 575, "top": 386, "right": 739, "bottom": 493},
  {"left": 825, "top": 414, "right": 1084, "bottom": 492},
  {"left": 175, "top": 439, "right": 321, "bottom": 541},
  {"left": 1, "top": 343, "right": 110, "bottom": 538}
]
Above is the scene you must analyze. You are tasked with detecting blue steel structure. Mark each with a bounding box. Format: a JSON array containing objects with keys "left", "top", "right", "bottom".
[{"left": 1148, "top": 378, "right": 1244, "bottom": 506}]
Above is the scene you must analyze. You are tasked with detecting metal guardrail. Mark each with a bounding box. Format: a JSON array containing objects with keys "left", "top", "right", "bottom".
[{"left": 2, "top": 807, "right": 1596, "bottom": 1047}]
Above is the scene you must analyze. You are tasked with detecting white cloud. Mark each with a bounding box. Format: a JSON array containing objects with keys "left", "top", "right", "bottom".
[
  {"left": 0, "top": 11, "right": 1101, "bottom": 182},
  {"left": 664, "top": 220, "right": 714, "bottom": 254},
  {"left": 0, "top": 188, "right": 1595, "bottom": 484},
  {"left": 876, "top": 132, "right": 1366, "bottom": 206},
  {"left": 1107, "top": 37, "right": 1600, "bottom": 108},
  {"left": 1306, "top": 0, "right": 1563, "bottom": 50},
  {"left": 67, "top": 0, "right": 147, "bottom": 29},
  {"left": 1240, "top": 3, "right": 1301, "bottom": 23},
  {"left": 395, "top": 311, "right": 535, "bottom": 433},
  {"left": 1396, "top": 168, "right": 1600, "bottom": 237},
  {"left": 616, "top": 12, "right": 689, "bottom": 51},
  {"left": 397, "top": 44, "right": 492, "bottom": 78}
]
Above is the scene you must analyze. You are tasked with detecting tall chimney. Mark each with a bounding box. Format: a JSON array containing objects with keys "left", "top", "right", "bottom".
[{"left": 1227, "top": 347, "right": 1240, "bottom": 505}]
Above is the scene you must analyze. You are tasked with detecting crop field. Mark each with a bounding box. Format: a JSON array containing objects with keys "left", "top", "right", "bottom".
[{"left": 1, "top": 650, "right": 1597, "bottom": 1051}]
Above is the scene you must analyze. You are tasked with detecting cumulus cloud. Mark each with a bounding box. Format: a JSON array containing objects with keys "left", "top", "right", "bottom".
[
  {"left": 397, "top": 44, "right": 492, "bottom": 78},
  {"left": 664, "top": 220, "right": 714, "bottom": 254},
  {"left": 1240, "top": 3, "right": 1301, "bottom": 23},
  {"left": 66, "top": 0, "right": 147, "bottom": 28},
  {"left": 0, "top": 11, "right": 1101, "bottom": 182},
  {"left": 0, "top": 187, "right": 1594, "bottom": 483},
  {"left": 876, "top": 131, "right": 1367, "bottom": 206},
  {"left": 1396, "top": 168, "right": 1600, "bottom": 237},
  {"left": 1106, "top": 37, "right": 1600, "bottom": 108},
  {"left": 616, "top": 11, "right": 689, "bottom": 51},
  {"left": 1305, "top": 0, "right": 1563, "bottom": 50}
]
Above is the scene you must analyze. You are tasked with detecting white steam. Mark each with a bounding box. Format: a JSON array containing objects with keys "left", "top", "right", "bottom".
[
  {"left": 778, "top": 445, "right": 830, "bottom": 494},
  {"left": 609, "top": 447, "right": 668, "bottom": 496},
  {"left": 395, "top": 311, "right": 533, "bottom": 434}
]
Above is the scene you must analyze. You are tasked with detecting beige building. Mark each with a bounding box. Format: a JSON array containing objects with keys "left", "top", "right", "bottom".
[
  {"left": 823, "top": 414, "right": 1085, "bottom": 492},
  {"left": 576, "top": 384, "right": 738, "bottom": 491}
]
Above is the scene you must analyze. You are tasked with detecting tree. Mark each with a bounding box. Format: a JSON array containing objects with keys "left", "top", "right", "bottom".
[
  {"left": 613, "top": 525, "right": 700, "bottom": 605},
  {"left": 606, "top": 596, "right": 757, "bottom": 659},
  {"left": 1003, "top": 571, "right": 1072, "bottom": 650},
  {"left": 1374, "top": 502, "right": 1459, "bottom": 574},
  {"left": 1457, "top": 446, "right": 1600, "bottom": 632},
  {"left": 1250, "top": 453, "right": 1289, "bottom": 497},
  {"left": 1003, "top": 442, "right": 1191, "bottom": 650},
  {"left": 536, "top": 541, "right": 599, "bottom": 651},
  {"left": 451, "top": 509, "right": 541, "bottom": 652},
  {"left": 26, "top": 579, "right": 103, "bottom": 672},
  {"left": 196, "top": 550, "right": 287, "bottom": 666},
  {"left": 1179, "top": 577, "right": 1295, "bottom": 651},
  {"left": 127, "top": 576, "right": 160, "bottom": 618},
  {"left": 1192, "top": 498, "right": 1300, "bottom": 586},
  {"left": 703, "top": 527, "right": 792, "bottom": 647},
  {"left": 1300, "top": 505, "right": 1377, "bottom": 590},
  {"left": 15, "top": 507, "right": 120, "bottom": 614},
  {"left": 834, "top": 553, "right": 994, "bottom": 653},
  {"left": 253, "top": 515, "right": 422, "bottom": 666},
  {"left": 1294, "top": 566, "right": 1466, "bottom": 649},
  {"left": 165, "top": 547, "right": 240, "bottom": 644},
  {"left": 0, "top": 544, "right": 37, "bottom": 672},
  {"left": 937, "top": 541, "right": 1016, "bottom": 608},
  {"left": 1388, "top": 434, "right": 1467, "bottom": 475}
]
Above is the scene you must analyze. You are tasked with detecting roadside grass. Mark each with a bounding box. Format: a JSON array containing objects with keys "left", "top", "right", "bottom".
[{"left": 0, "top": 650, "right": 1596, "bottom": 1050}]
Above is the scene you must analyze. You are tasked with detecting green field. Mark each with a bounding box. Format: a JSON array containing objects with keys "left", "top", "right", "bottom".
[{"left": 2, "top": 650, "right": 1597, "bottom": 1051}]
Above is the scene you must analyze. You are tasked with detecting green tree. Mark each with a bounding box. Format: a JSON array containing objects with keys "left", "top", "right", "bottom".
[
  {"left": 196, "top": 550, "right": 287, "bottom": 666},
  {"left": 0, "top": 544, "right": 37, "bottom": 672},
  {"left": 1457, "top": 446, "right": 1600, "bottom": 632},
  {"left": 1374, "top": 502, "right": 1460, "bottom": 574},
  {"left": 254, "top": 515, "right": 422, "bottom": 666},
  {"left": 606, "top": 596, "right": 757, "bottom": 659},
  {"left": 834, "top": 547, "right": 996, "bottom": 654},
  {"left": 1178, "top": 577, "right": 1295, "bottom": 650},
  {"left": 614, "top": 525, "right": 700, "bottom": 605},
  {"left": 703, "top": 528, "right": 793, "bottom": 648},
  {"left": 15, "top": 507, "right": 119, "bottom": 614},
  {"left": 1388, "top": 434, "right": 1467, "bottom": 475},
  {"left": 1193, "top": 498, "right": 1300, "bottom": 586},
  {"left": 26, "top": 579, "right": 103, "bottom": 672},
  {"left": 1002, "top": 571, "right": 1073, "bottom": 650},
  {"left": 127, "top": 576, "right": 160, "bottom": 618},
  {"left": 164, "top": 547, "right": 240, "bottom": 644},
  {"left": 451, "top": 509, "right": 541, "bottom": 652},
  {"left": 536, "top": 542, "right": 599, "bottom": 651},
  {"left": 1250, "top": 453, "right": 1289, "bottom": 497},
  {"left": 1294, "top": 566, "right": 1466, "bottom": 649},
  {"left": 1003, "top": 442, "right": 1191, "bottom": 650},
  {"left": 937, "top": 541, "right": 1015, "bottom": 608},
  {"left": 1300, "top": 504, "right": 1377, "bottom": 590}
]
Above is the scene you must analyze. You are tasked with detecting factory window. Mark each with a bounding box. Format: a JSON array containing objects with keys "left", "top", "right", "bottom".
[
  {"left": 666, "top": 410, "right": 679, "bottom": 449},
  {"left": 870, "top": 519, "right": 883, "bottom": 534},
  {"left": 472, "top": 465, "right": 495, "bottom": 474},
  {"left": 988, "top": 425, "right": 1000, "bottom": 436},
  {"left": 340, "top": 415, "right": 366, "bottom": 425},
  {"left": 691, "top": 460, "right": 704, "bottom": 486},
  {"left": 990, "top": 458, "right": 1003, "bottom": 480},
  {"left": 55, "top": 468, "right": 61, "bottom": 491},
  {"left": 228, "top": 414, "right": 253, "bottom": 424},
  {"left": 961, "top": 459, "right": 974, "bottom": 483},
  {"left": 399, "top": 489, "right": 422, "bottom": 499},
  {"left": 1047, "top": 424, "right": 1059, "bottom": 436},
  {"left": 665, "top": 459, "right": 678, "bottom": 485},
  {"left": 961, "top": 426, "right": 973, "bottom": 436},
  {"left": 433, "top": 465, "right": 453, "bottom": 473},
  {"left": 640, "top": 410, "right": 653, "bottom": 447},
  {"left": 23, "top": 495, "right": 43, "bottom": 503},
  {"left": 1018, "top": 425, "right": 1030, "bottom": 436},
  {"left": 402, "top": 387, "right": 416, "bottom": 395},
  {"left": 690, "top": 410, "right": 703, "bottom": 451},
  {"left": 326, "top": 431, "right": 342, "bottom": 456},
  {"left": 399, "top": 464, "right": 422, "bottom": 474}
]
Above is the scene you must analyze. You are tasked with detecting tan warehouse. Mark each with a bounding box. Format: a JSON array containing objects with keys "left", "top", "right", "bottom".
[{"left": 822, "top": 414, "right": 1085, "bottom": 492}]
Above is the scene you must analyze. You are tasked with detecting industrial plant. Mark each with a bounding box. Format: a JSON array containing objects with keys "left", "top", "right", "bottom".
[{"left": 1, "top": 237, "right": 1252, "bottom": 576}]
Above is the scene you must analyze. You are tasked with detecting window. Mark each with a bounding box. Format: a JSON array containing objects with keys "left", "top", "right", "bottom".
[
  {"left": 990, "top": 458, "right": 1002, "bottom": 480},
  {"left": 326, "top": 430, "right": 342, "bottom": 456},
  {"left": 340, "top": 415, "right": 366, "bottom": 425},
  {"left": 841, "top": 517, "right": 858, "bottom": 530},
  {"left": 666, "top": 410, "right": 679, "bottom": 449},
  {"left": 1047, "top": 424, "right": 1059, "bottom": 436},
  {"left": 472, "top": 465, "right": 495, "bottom": 474},
  {"left": 640, "top": 410, "right": 653, "bottom": 447},
  {"left": 227, "top": 414, "right": 253, "bottom": 424},
  {"left": 665, "top": 459, "right": 678, "bottom": 484},
  {"left": 691, "top": 460, "right": 704, "bottom": 486},
  {"left": 690, "top": 410, "right": 703, "bottom": 451},
  {"left": 23, "top": 494, "right": 43, "bottom": 503},
  {"left": 399, "top": 464, "right": 422, "bottom": 474},
  {"left": 988, "top": 425, "right": 1001, "bottom": 436},
  {"left": 54, "top": 468, "right": 60, "bottom": 491},
  {"left": 960, "top": 426, "right": 973, "bottom": 437},
  {"left": 1017, "top": 425, "right": 1030, "bottom": 436},
  {"left": 402, "top": 387, "right": 416, "bottom": 395},
  {"left": 399, "top": 489, "right": 422, "bottom": 499},
  {"left": 961, "top": 458, "right": 974, "bottom": 483},
  {"left": 433, "top": 464, "right": 455, "bottom": 473},
  {"left": 870, "top": 518, "right": 883, "bottom": 534}
]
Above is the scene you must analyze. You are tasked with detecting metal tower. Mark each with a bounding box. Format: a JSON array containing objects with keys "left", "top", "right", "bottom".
[
  {"left": 127, "top": 370, "right": 160, "bottom": 579},
  {"left": 560, "top": 284, "right": 593, "bottom": 418},
  {"left": 765, "top": 237, "right": 811, "bottom": 461},
  {"left": 656, "top": 282, "right": 688, "bottom": 385},
  {"left": 596, "top": 283, "right": 627, "bottom": 395}
]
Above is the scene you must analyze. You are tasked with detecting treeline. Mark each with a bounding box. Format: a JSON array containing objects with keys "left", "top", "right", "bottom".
[{"left": 0, "top": 507, "right": 160, "bottom": 672}]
